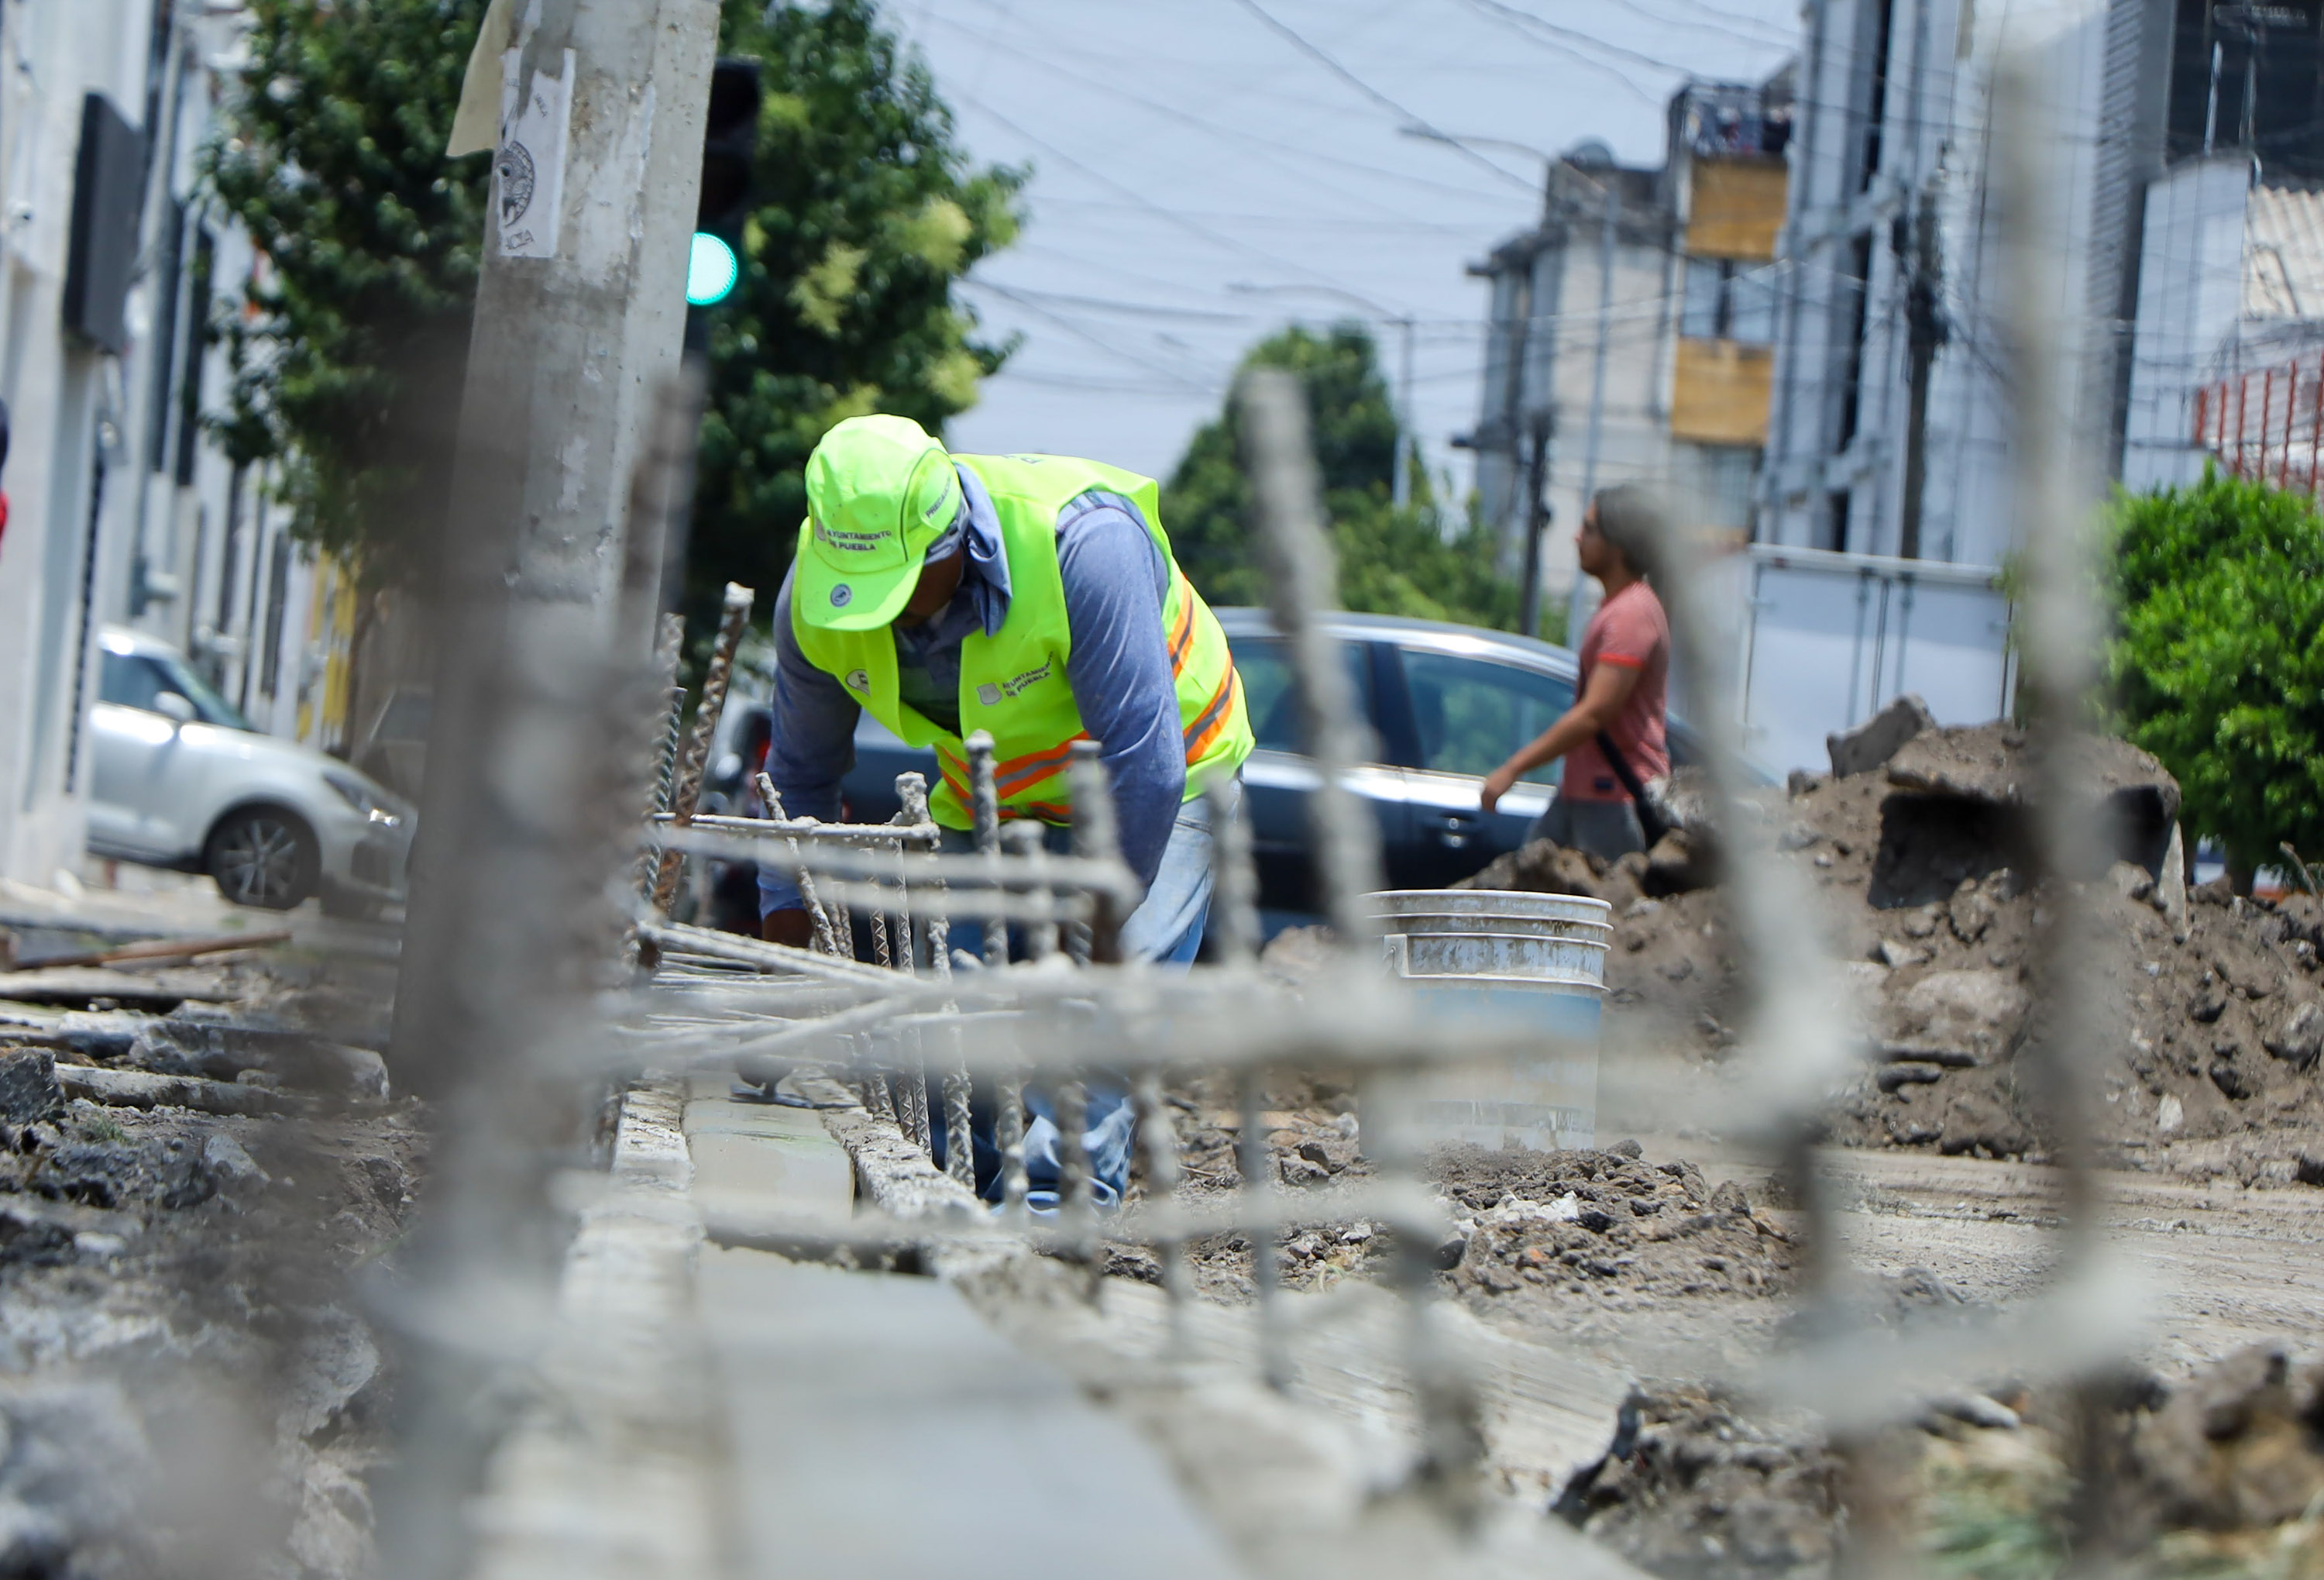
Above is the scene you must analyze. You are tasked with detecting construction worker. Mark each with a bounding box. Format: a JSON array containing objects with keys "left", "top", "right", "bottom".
[
  {"left": 756, "top": 415, "right": 1254, "bottom": 1207},
  {"left": 1480, "top": 484, "right": 1669, "bottom": 860}
]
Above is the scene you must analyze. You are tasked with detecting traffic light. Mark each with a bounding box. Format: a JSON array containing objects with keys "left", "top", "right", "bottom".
[{"left": 688, "top": 57, "right": 761, "bottom": 309}]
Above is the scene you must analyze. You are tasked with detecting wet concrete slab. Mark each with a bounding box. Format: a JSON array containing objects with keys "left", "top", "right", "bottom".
[{"left": 697, "top": 1246, "right": 1246, "bottom": 1578}]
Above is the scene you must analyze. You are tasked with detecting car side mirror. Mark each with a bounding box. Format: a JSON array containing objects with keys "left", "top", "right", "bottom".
[{"left": 154, "top": 691, "right": 197, "bottom": 726}]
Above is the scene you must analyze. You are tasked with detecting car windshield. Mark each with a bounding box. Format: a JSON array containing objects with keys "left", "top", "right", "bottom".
[{"left": 101, "top": 647, "right": 253, "bottom": 731}]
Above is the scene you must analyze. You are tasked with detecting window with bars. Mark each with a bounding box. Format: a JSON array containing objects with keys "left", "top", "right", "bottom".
[{"left": 1680, "top": 257, "right": 1777, "bottom": 344}]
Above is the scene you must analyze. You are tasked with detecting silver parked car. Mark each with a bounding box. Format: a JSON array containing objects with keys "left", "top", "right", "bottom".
[{"left": 88, "top": 627, "right": 414, "bottom": 917}]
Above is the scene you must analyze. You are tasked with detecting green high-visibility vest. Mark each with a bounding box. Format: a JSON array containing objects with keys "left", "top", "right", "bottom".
[{"left": 792, "top": 453, "right": 1253, "bottom": 831}]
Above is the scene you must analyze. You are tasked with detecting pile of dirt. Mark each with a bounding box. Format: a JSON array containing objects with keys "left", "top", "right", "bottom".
[
  {"left": 1552, "top": 1382, "right": 1839, "bottom": 1578},
  {"left": 1430, "top": 1140, "right": 1797, "bottom": 1303},
  {"left": 1551, "top": 1339, "right": 2324, "bottom": 1578},
  {"left": 1469, "top": 721, "right": 2324, "bottom": 1173},
  {"left": 1124, "top": 1069, "right": 1381, "bottom": 1300}
]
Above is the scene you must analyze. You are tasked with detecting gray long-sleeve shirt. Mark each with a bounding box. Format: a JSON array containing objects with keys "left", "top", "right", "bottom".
[{"left": 758, "top": 463, "right": 1185, "bottom": 917}]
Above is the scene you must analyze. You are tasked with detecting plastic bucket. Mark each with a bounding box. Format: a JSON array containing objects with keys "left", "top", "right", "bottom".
[
  {"left": 1368, "top": 889, "right": 1614, "bottom": 928},
  {"left": 1389, "top": 928, "right": 1608, "bottom": 982},
  {"left": 1371, "top": 889, "right": 1607, "bottom": 1152}
]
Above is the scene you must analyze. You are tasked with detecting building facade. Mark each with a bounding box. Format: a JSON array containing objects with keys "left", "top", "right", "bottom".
[
  {"left": 1464, "top": 73, "right": 1793, "bottom": 634},
  {"left": 2123, "top": 162, "right": 2324, "bottom": 491},
  {"left": 0, "top": 0, "right": 349, "bottom": 890},
  {"left": 1756, "top": 0, "right": 2203, "bottom": 565}
]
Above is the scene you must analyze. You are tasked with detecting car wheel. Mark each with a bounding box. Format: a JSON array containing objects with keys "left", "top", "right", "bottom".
[{"left": 206, "top": 807, "right": 318, "bottom": 910}]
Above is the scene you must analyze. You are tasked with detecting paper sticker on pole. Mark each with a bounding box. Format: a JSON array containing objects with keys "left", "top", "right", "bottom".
[{"left": 493, "top": 47, "right": 574, "bottom": 260}]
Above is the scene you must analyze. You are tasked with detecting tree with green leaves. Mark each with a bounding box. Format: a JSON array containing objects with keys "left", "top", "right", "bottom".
[
  {"left": 1163, "top": 324, "right": 1518, "bottom": 631},
  {"left": 689, "top": 0, "right": 1024, "bottom": 639},
  {"left": 210, "top": 0, "right": 1020, "bottom": 646},
  {"left": 205, "top": 0, "right": 490, "bottom": 590},
  {"left": 2106, "top": 468, "right": 2324, "bottom": 888}
]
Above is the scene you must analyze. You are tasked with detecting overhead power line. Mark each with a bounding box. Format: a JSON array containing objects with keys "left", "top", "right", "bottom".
[
  {"left": 946, "top": 86, "right": 1371, "bottom": 295},
  {"left": 959, "top": 279, "right": 1257, "bottom": 324},
  {"left": 908, "top": 5, "right": 1522, "bottom": 214},
  {"left": 1223, "top": 0, "right": 1542, "bottom": 196},
  {"left": 969, "top": 277, "right": 1224, "bottom": 393}
]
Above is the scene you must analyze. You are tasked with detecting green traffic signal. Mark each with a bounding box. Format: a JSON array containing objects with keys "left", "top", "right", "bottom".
[{"left": 687, "top": 232, "right": 738, "bottom": 306}]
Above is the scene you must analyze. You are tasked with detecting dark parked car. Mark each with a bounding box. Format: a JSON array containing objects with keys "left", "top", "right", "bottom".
[
  {"left": 1219, "top": 609, "right": 1717, "bottom": 921},
  {"left": 741, "top": 608, "right": 1712, "bottom": 928}
]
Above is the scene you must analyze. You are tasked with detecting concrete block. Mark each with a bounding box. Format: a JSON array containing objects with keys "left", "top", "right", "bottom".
[
  {"left": 698, "top": 1248, "right": 1241, "bottom": 1578},
  {"left": 1827, "top": 693, "right": 1934, "bottom": 777}
]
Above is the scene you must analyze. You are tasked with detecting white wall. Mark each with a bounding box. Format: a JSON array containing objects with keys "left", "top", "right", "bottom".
[
  {"left": 1760, "top": 0, "right": 2143, "bottom": 568},
  {"left": 0, "top": 0, "right": 160, "bottom": 886},
  {"left": 2123, "top": 159, "right": 2255, "bottom": 491},
  {"left": 0, "top": 0, "right": 332, "bottom": 887}
]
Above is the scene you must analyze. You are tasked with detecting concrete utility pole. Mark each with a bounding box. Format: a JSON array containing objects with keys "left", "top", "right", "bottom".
[
  {"left": 1568, "top": 179, "right": 1620, "bottom": 647},
  {"left": 395, "top": 0, "right": 717, "bottom": 1091},
  {"left": 381, "top": 0, "right": 717, "bottom": 1572},
  {"left": 1494, "top": 263, "right": 1535, "bottom": 577},
  {"left": 1517, "top": 411, "right": 1552, "bottom": 638}
]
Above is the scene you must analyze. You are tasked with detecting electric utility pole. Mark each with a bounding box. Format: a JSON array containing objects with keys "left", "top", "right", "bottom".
[
  {"left": 396, "top": 0, "right": 717, "bottom": 1094},
  {"left": 1567, "top": 178, "right": 1620, "bottom": 646},
  {"left": 1517, "top": 411, "right": 1553, "bottom": 637},
  {"left": 381, "top": 0, "right": 718, "bottom": 1573}
]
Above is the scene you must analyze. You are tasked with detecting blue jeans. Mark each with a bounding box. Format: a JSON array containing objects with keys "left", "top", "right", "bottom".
[{"left": 927, "top": 782, "right": 1232, "bottom": 1205}]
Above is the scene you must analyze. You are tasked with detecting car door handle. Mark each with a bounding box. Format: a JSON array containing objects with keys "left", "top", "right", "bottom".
[{"left": 1429, "top": 810, "right": 1477, "bottom": 849}]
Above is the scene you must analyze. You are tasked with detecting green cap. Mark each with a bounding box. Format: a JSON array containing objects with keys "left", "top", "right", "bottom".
[{"left": 796, "top": 415, "right": 964, "bottom": 632}]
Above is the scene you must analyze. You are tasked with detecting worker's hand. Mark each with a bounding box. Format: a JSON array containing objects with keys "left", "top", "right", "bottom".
[
  {"left": 761, "top": 907, "right": 816, "bottom": 949},
  {"left": 1480, "top": 762, "right": 1521, "bottom": 815}
]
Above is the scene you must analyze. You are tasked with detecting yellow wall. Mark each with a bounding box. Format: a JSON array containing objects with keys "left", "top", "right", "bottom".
[
  {"left": 1686, "top": 157, "right": 1787, "bottom": 260},
  {"left": 1671, "top": 339, "right": 1774, "bottom": 444},
  {"left": 296, "top": 554, "right": 359, "bottom": 752}
]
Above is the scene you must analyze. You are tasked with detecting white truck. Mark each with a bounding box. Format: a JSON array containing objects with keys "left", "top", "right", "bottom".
[{"left": 1724, "top": 545, "right": 2016, "bottom": 773}]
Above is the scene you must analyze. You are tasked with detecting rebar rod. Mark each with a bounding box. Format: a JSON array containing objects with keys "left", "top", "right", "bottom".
[
  {"left": 650, "top": 581, "right": 754, "bottom": 916},
  {"left": 1205, "top": 778, "right": 1260, "bottom": 968},
  {"left": 756, "top": 779, "right": 843, "bottom": 959},
  {"left": 904, "top": 772, "right": 977, "bottom": 1188},
  {"left": 632, "top": 613, "right": 688, "bottom": 913},
  {"left": 652, "top": 825, "right": 1140, "bottom": 906},
  {"left": 1239, "top": 366, "right": 1480, "bottom": 1508},
  {"left": 622, "top": 612, "right": 689, "bottom": 969},
  {"left": 1131, "top": 1069, "right": 1191, "bottom": 1356},
  {"left": 997, "top": 1072, "right": 1030, "bottom": 1227},
  {"left": 1995, "top": 62, "right": 2119, "bottom": 1574},
  {"left": 651, "top": 810, "right": 943, "bottom": 846},
  {"left": 1005, "top": 822, "right": 1061, "bottom": 962},
  {"left": 1238, "top": 368, "right": 1384, "bottom": 948},
  {"left": 1056, "top": 1073, "right": 1097, "bottom": 1296},
  {"left": 967, "top": 730, "right": 1009, "bottom": 971},
  {"left": 1069, "top": 740, "right": 1126, "bottom": 965},
  {"left": 1993, "top": 57, "right": 2104, "bottom": 1262},
  {"left": 1239, "top": 1067, "right": 1290, "bottom": 1390}
]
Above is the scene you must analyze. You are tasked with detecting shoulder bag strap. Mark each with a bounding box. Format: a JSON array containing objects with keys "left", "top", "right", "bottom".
[{"left": 1593, "top": 728, "right": 1670, "bottom": 848}]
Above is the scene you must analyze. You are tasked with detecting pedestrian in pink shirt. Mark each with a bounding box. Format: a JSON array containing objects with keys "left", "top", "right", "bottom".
[{"left": 1481, "top": 486, "right": 1669, "bottom": 860}]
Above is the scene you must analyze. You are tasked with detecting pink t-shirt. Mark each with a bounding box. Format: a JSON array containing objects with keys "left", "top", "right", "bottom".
[{"left": 1563, "top": 580, "right": 1669, "bottom": 802}]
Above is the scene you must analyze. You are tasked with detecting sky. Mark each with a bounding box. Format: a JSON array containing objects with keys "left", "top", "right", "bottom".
[{"left": 885, "top": 0, "right": 1802, "bottom": 497}]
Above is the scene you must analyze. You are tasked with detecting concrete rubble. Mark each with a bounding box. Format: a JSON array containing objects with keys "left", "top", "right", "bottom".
[{"left": 0, "top": 899, "right": 416, "bottom": 1579}]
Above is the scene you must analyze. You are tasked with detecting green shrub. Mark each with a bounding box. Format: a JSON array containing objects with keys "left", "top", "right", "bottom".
[{"left": 2106, "top": 469, "right": 2324, "bottom": 883}]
